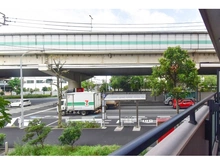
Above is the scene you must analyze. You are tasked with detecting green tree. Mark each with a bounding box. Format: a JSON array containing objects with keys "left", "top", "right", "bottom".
[
  {"left": 149, "top": 46, "right": 200, "bottom": 114},
  {"left": 0, "top": 97, "right": 11, "bottom": 128},
  {"left": 99, "top": 81, "right": 108, "bottom": 93},
  {"left": 110, "top": 76, "right": 121, "bottom": 91},
  {"left": 63, "top": 85, "right": 68, "bottom": 91},
  {"left": 129, "top": 76, "right": 143, "bottom": 92},
  {"left": 199, "top": 75, "right": 217, "bottom": 92},
  {"left": 30, "top": 88, "right": 34, "bottom": 94},
  {"left": 8, "top": 78, "right": 21, "bottom": 95},
  {"left": 22, "top": 119, "right": 51, "bottom": 148},
  {"left": 110, "top": 75, "right": 149, "bottom": 92},
  {"left": 42, "top": 86, "right": 48, "bottom": 94},
  {"left": 119, "top": 76, "right": 131, "bottom": 92},
  {"left": 81, "top": 80, "right": 95, "bottom": 91},
  {"left": 58, "top": 123, "right": 82, "bottom": 146}
]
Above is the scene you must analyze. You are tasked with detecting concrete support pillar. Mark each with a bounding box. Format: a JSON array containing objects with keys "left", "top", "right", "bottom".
[
  {"left": 63, "top": 71, "right": 92, "bottom": 91},
  {"left": 68, "top": 79, "right": 80, "bottom": 90}
]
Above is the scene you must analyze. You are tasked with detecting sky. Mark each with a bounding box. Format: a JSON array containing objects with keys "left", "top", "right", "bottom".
[
  {"left": 0, "top": 0, "right": 217, "bottom": 83},
  {"left": 0, "top": 0, "right": 214, "bottom": 33},
  {"left": 1, "top": 1, "right": 220, "bottom": 163}
]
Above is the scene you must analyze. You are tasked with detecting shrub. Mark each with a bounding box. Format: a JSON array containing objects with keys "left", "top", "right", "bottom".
[
  {"left": 0, "top": 91, "right": 4, "bottom": 96},
  {"left": 83, "top": 121, "right": 100, "bottom": 128},
  {"left": 62, "top": 121, "right": 100, "bottom": 129},
  {"left": 58, "top": 126, "right": 82, "bottom": 146},
  {"left": 22, "top": 119, "right": 51, "bottom": 148},
  {"left": 8, "top": 144, "right": 121, "bottom": 156},
  {"left": 0, "top": 133, "right": 6, "bottom": 147}
]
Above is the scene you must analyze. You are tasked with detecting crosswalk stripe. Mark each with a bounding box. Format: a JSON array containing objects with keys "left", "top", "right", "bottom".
[{"left": 5, "top": 117, "right": 18, "bottom": 127}]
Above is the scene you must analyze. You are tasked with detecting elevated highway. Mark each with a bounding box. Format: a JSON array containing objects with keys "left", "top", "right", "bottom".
[{"left": 0, "top": 31, "right": 218, "bottom": 87}]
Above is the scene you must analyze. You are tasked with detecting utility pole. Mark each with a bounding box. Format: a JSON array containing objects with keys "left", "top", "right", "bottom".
[
  {"left": 89, "top": 15, "right": 93, "bottom": 32},
  {"left": 0, "top": 12, "right": 9, "bottom": 26},
  {"left": 0, "top": 12, "right": 6, "bottom": 25}
]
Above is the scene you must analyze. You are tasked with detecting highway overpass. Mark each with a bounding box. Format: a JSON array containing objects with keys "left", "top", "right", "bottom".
[{"left": 0, "top": 31, "right": 219, "bottom": 87}]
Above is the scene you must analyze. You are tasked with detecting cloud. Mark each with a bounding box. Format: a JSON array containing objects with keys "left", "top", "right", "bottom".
[
  {"left": 0, "top": 9, "right": 205, "bottom": 33},
  {"left": 126, "top": 10, "right": 175, "bottom": 24}
]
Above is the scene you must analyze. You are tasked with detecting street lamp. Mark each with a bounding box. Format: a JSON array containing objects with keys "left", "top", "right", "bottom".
[
  {"left": 89, "top": 15, "right": 93, "bottom": 31},
  {"left": 3, "top": 80, "right": 5, "bottom": 94},
  {"left": 19, "top": 50, "right": 44, "bottom": 128}
]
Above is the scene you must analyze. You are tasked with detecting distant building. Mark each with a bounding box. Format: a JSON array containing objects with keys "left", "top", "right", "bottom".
[
  {"left": 1, "top": 76, "right": 110, "bottom": 94},
  {"left": 23, "top": 77, "right": 68, "bottom": 91}
]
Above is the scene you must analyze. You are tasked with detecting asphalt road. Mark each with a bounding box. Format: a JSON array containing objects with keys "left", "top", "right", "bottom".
[
  {"left": 1, "top": 101, "right": 177, "bottom": 148},
  {"left": 6, "top": 97, "right": 57, "bottom": 106},
  {"left": 6, "top": 100, "right": 182, "bottom": 128}
]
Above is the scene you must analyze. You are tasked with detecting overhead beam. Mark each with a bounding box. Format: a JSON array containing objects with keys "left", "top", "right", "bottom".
[{"left": 199, "top": 9, "right": 220, "bottom": 60}]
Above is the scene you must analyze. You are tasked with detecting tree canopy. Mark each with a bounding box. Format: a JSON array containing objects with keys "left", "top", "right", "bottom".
[
  {"left": 199, "top": 75, "right": 217, "bottom": 92},
  {"left": 8, "top": 78, "right": 21, "bottom": 95},
  {"left": 149, "top": 46, "right": 200, "bottom": 114},
  {"left": 81, "top": 80, "right": 95, "bottom": 91},
  {"left": 0, "top": 97, "right": 11, "bottom": 128}
]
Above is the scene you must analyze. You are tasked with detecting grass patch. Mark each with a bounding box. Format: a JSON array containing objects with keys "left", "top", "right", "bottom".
[{"left": 8, "top": 144, "right": 122, "bottom": 156}]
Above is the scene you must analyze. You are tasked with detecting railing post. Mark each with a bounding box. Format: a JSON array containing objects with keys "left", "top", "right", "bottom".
[
  {"left": 217, "top": 103, "right": 220, "bottom": 142},
  {"left": 189, "top": 112, "right": 197, "bottom": 125},
  {"left": 207, "top": 99, "right": 215, "bottom": 155}
]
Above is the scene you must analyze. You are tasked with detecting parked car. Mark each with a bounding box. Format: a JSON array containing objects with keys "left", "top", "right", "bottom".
[
  {"left": 172, "top": 99, "right": 195, "bottom": 109},
  {"left": 8, "top": 99, "right": 31, "bottom": 107},
  {"left": 164, "top": 96, "right": 173, "bottom": 106}
]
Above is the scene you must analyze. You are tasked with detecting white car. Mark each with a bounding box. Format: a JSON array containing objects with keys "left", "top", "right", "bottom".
[{"left": 8, "top": 99, "right": 32, "bottom": 107}]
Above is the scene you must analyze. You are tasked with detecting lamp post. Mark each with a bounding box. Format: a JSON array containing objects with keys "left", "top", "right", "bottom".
[
  {"left": 89, "top": 15, "right": 93, "bottom": 32},
  {"left": 19, "top": 50, "right": 44, "bottom": 128},
  {"left": 3, "top": 80, "right": 5, "bottom": 94}
]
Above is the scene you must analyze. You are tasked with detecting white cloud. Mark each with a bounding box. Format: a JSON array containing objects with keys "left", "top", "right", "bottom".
[
  {"left": 0, "top": 0, "right": 217, "bottom": 9},
  {"left": 126, "top": 10, "right": 175, "bottom": 24},
  {"left": 0, "top": 8, "right": 205, "bottom": 33}
]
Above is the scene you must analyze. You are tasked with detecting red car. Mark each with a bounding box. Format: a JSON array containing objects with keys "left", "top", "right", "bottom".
[{"left": 172, "top": 99, "right": 195, "bottom": 109}]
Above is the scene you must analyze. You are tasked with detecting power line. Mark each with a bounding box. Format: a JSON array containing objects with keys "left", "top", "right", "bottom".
[
  {"left": 7, "top": 17, "right": 90, "bottom": 25},
  {"left": 7, "top": 24, "right": 91, "bottom": 32},
  {"left": 7, "top": 23, "right": 205, "bottom": 32},
  {"left": 9, "top": 20, "right": 91, "bottom": 28},
  {"left": 7, "top": 16, "right": 204, "bottom": 26},
  {"left": 3, "top": 15, "right": 206, "bottom": 32}
]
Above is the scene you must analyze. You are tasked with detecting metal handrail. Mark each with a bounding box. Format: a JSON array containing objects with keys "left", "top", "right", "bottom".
[{"left": 109, "top": 93, "right": 216, "bottom": 156}]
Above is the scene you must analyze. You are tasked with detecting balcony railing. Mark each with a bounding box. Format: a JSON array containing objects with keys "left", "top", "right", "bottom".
[{"left": 109, "top": 92, "right": 218, "bottom": 156}]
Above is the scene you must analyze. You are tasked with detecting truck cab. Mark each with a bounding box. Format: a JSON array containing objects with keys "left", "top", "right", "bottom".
[
  {"left": 106, "top": 100, "right": 119, "bottom": 109},
  {"left": 56, "top": 99, "right": 67, "bottom": 115}
]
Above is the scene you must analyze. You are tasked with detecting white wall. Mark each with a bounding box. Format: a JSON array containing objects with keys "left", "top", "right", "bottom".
[{"left": 23, "top": 77, "right": 68, "bottom": 91}]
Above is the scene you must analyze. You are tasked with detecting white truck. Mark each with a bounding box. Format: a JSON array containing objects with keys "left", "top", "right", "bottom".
[{"left": 57, "top": 92, "right": 102, "bottom": 116}]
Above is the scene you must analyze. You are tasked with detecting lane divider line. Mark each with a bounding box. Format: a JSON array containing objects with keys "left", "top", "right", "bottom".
[{"left": 46, "top": 120, "right": 58, "bottom": 126}]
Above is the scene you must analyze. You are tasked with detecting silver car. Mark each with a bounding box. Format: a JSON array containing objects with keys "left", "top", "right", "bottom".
[
  {"left": 8, "top": 99, "right": 32, "bottom": 107},
  {"left": 164, "top": 97, "right": 173, "bottom": 106}
]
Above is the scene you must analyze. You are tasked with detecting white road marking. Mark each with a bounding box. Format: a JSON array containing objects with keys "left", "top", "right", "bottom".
[
  {"left": 5, "top": 117, "right": 18, "bottom": 127},
  {"left": 23, "top": 107, "right": 56, "bottom": 117},
  {"left": 46, "top": 120, "right": 58, "bottom": 126}
]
